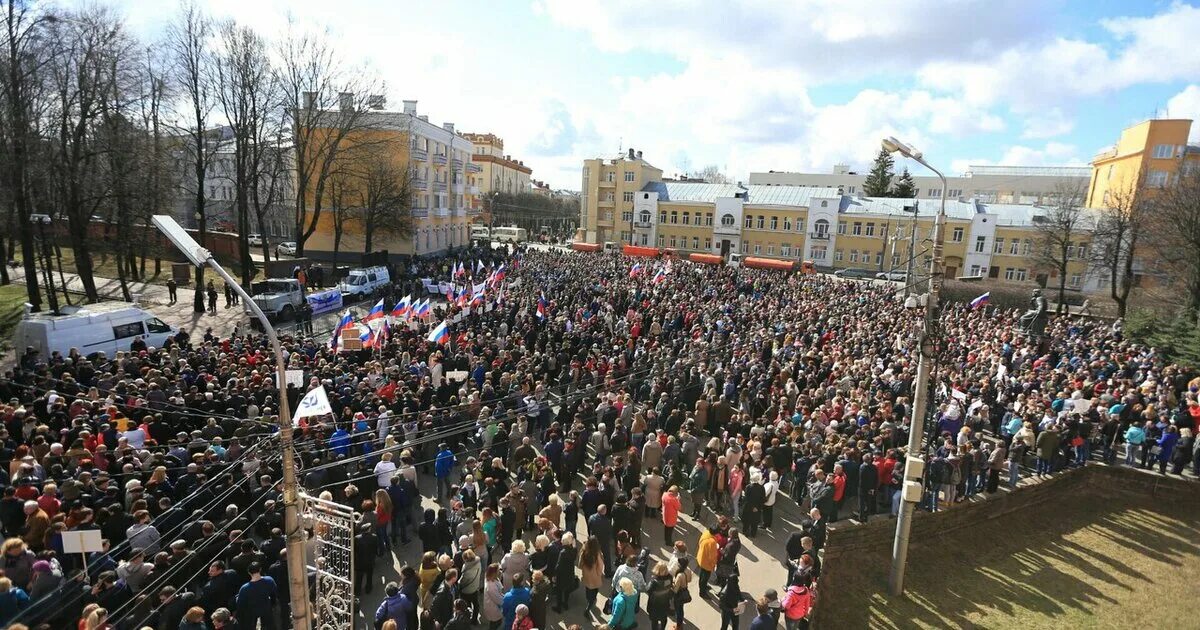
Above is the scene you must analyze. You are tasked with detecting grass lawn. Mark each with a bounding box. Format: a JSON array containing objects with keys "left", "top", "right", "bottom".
[
  {"left": 53, "top": 246, "right": 171, "bottom": 286},
  {"left": 822, "top": 491, "right": 1200, "bottom": 629},
  {"left": 0, "top": 282, "right": 30, "bottom": 353}
]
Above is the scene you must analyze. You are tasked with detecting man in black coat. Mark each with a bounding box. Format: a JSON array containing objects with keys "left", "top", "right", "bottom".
[
  {"left": 586, "top": 504, "right": 614, "bottom": 577},
  {"left": 857, "top": 454, "right": 880, "bottom": 521}
]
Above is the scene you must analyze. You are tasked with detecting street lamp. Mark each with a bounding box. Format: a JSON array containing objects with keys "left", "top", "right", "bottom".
[
  {"left": 29, "top": 214, "right": 59, "bottom": 314},
  {"left": 881, "top": 137, "right": 948, "bottom": 597},
  {"left": 151, "top": 215, "right": 312, "bottom": 630}
]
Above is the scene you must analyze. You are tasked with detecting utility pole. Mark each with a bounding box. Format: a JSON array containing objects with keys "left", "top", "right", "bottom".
[
  {"left": 905, "top": 201, "right": 919, "bottom": 298},
  {"left": 31, "top": 215, "right": 59, "bottom": 314},
  {"left": 881, "top": 138, "right": 947, "bottom": 597},
  {"left": 151, "top": 216, "right": 311, "bottom": 629}
]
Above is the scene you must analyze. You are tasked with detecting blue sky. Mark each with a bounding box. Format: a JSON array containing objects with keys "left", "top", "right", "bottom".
[{"left": 104, "top": 0, "right": 1200, "bottom": 188}]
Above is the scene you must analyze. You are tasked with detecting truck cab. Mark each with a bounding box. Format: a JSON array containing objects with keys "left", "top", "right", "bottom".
[{"left": 251, "top": 278, "right": 305, "bottom": 321}]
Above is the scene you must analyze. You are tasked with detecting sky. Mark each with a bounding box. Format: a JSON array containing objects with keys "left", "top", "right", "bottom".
[{"left": 98, "top": 0, "right": 1200, "bottom": 190}]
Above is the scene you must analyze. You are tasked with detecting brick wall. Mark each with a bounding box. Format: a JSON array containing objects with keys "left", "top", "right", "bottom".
[{"left": 811, "top": 466, "right": 1200, "bottom": 628}]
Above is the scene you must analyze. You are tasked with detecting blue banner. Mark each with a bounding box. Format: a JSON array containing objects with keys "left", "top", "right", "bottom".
[{"left": 307, "top": 289, "right": 343, "bottom": 315}]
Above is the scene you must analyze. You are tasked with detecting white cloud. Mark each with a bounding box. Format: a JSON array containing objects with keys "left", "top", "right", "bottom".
[
  {"left": 1167, "top": 85, "right": 1200, "bottom": 142},
  {"left": 1020, "top": 108, "right": 1074, "bottom": 140}
]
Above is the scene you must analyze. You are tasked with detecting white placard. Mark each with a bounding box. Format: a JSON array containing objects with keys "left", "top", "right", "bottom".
[
  {"left": 61, "top": 529, "right": 104, "bottom": 554},
  {"left": 447, "top": 370, "right": 468, "bottom": 383},
  {"left": 285, "top": 369, "right": 305, "bottom": 388}
]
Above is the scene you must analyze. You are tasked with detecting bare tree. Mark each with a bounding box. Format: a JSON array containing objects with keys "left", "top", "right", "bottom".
[
  {"left": 326, "top": 166, "right": 351, "bottom": 264},
  {"left": 1, "top": 0, "right": 51, "bottom": 303},
  {"left": 352, "top": 141, "right": 412, "bottom": 253},
  {"left": 214, "top": 20, "right": 282, "bottom": 287},
  {"left": 1090, "top": 174, "right": 1148, "bottom": 318},
  {"left": 136, "top": 48, "right": 175, "bottom": 278},
  {"left": 168, "top": 1, "right": 217, "bottom": 312},
  {"left": 1151, "top": 168, "right": 1200, "bottom": 323},
  {"left": 688, "top": 164, "right": 731, "bottom": 184},
  {"left": 1033, "top": 183, "right": 1088, "bottom": 314},
  {"left": 276, "top": 24, "right": 381, "bottom": 256}
]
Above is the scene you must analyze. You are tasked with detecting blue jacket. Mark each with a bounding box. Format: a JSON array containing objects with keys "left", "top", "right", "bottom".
[
  {"left": 1124, "top": 426, "right": 1145, "bottom": 445},
  {"left": 236, "top": 576, "right": 278, "bottom": 615},
  {"left": 609, "top": 591, "right": 638, "bottom": 630},
  {"left": 376, "top": 591, "right": 414, "bottom": 628},
  {"left": 502, "top": 586, "right": 531, "bottom": 630},
  {"left": 435, "top": 449, "right": 456, "bottom": 478},
  {"left": 1157, "top": 432, "right": 1178, "bottom": 462}
]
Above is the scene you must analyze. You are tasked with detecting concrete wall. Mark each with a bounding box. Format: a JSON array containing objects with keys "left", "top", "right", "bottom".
[{"left": 811, "top": 466, "right": 1200, "bottom": 628}]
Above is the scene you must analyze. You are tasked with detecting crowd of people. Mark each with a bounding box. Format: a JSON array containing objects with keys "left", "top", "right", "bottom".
[{"left": 0, "top": 242, "right": 1196, "bottom": 630}]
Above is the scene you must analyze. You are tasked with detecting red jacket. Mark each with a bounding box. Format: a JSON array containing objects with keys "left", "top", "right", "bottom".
[
  {"left": 661, "top": 492, "right": 681, "bottom": 527},
  {"left": 831, "top": 472, "right": 846, "bottom": 502}
]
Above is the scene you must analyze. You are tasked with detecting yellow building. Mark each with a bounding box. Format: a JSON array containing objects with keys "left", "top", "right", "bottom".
[
  {"left": 583, "top": 171, "right": 1095, "bottom": 292},
  {"left": 462, "top": 133, "right": 533, "bottom": 213},
  {"left": 1086, "top": 118, "right": 1200, "bottom": 208},
  {"left": 304, "top": 99, "right": 476, "bottom": 259},
  {"left": 579, "top": 148, "right": 664, "bottom": 244}
]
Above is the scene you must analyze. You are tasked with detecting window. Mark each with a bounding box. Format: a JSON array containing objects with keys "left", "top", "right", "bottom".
[
  {"left": 683, "top": 212, "right": 691, "bottom": 225},
  {"left": 834, "top": 249, "right": 844, "bottom": 262},
  {"left": 624, "top": 171, "right": 635, "bottom": 182},
  {"left": 706, "top": 213, "right": 713, "bottom": 226},
  {"left": 1021, "top": 239, "right": 1032, "bottom": 256},
  {"left": 847, "top": 186, "right": 856, "bottom": 194},
  {"left": 781, "top": 244, "right": 792, "bottom": 257},
  {"left": 639, "top": 210, "right": 651, "bottom": 224},
  {"left": 640, "top": 233, "right": 648, "bottom": 245},
  {"left": 1004, "top": 268, "right": 1016, "bottom": 281},
  {"left": 1147, "top": 170, "right": 1169, "bottom": 187},
  {"left": 770, "top": 216, "right": 778, "bottom": 230},
  {"left": 146, "top": 318, "right": 171, "bottom": 333},
  {"left": 671, "top": 211, "right": 678, "bottom": 224},
  {"left": 113, "top": 322, "right": 144, "bottom": 339},
  {"left": 1010, "top": 239, "right": 1020, "bottom": 255},
  {"left": 1077, "top": 242, "right": 1088, "bottom": 259},
  {"left": 891, "top": 254, "right": 900, "bottom": 267},
  {"left": 895, "top": 226, "right": 905, "bottom": 239},
  {"left": 837, "top": 221, "right": 846, "bottom": 235},
  {"left": 1069, "top": 273, "right": 1082, "bottom": 288},
  {"left": 1015, "top": 268, "right": 1027, "bottom": 281},
  {"left": 948, "top": 189, "right": 962, "bottom": 197},
  {"left": 605, "top": 172, "right": 615, "bottom": 182},
  {"left": 744, "top": 215, "right": 753, "bottom": 229},
  {"left": 865, "top": 222, "right": 875, "bottom": 237},
  {"left": 741, "top": 242, "right": 749, "bottom": 254},
  {"left": 852, "top": 222, "right": 862, "bottom": 236},
  {"left": 952, "top": 227, "right": 964, "bottom": 242},
  {"left": 754, "top": 243, "right": 762, "bottom": 254},
  {"left": 604, "top": 192, "right": 615, "bottom": 202},
  {"left": 783, "top": 218, "right": 792, "bottom": 231},
  {"left": 872, "top": 252, "right": 881, "bottom": 265},
  {"left": 692, "top": 236, "right": 700, "bottom": 250},
  {"left": 1152, "top": 144, "right": 1176, "bottom": 159},
  {"left": 993, "top": 237, "right": 1005, "bottom": 254},
  {"left": 704, "top": 238, "right": 711, "bottom": 250},
  {"left": 809, "top": 244, "right": 828, "bottom": 260},
  {"left": 660, "top": 211, "right": 667, "bottom": 223},
  {"left": 929, "top": 188, "right": 942, "bottom": 198},
  {"left": 621, "top": 211, "right": 633, "bottom": 222},
  {"left": 815, "top": 219, "right": 830, "bottom": 236},
  {"left": 975, "top": 236, "right": 986, "bottom": 253},
  {"left": 669, "top": 236, "right": 677, "bottom": 248},
  {"left": 722, "top": 214, "right": 735, "bottom": 227},
  {"left": 849, "top": 249, "right": 859, "bottom": 263},
  {"left": 623, "top": 192, "right": 634, "bottom": 202},
  {"left": 756, "top": 216, "right": 765, "bottom": 229},
  {"left": 657, "top": 235, "right": 665, "bottom": 247},
  {"left": 969, "top": 265, "right": 982, "bottom": 276}
]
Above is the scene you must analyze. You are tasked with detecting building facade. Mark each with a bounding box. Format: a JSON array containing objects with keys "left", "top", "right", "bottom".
[
  {"left": 578, "top": 148, "right": 664, "bottom": 244},
  {"left": 462, "top": 133, "right": 533, "bottom": 209},
  {"left": 750, "top": 164, "right": 1091, "bottom": 205},
  {"left": 1085, "top": 118, "right": 1200, "bottom": 209},
  {"left": 303, "top": 99, "right": 477, "bottom": 260},
  {"left": 581, "top": 174, "right": 1097, "bottom": 292}
]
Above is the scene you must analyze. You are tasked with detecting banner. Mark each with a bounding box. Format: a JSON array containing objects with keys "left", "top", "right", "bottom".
[
  {"left": 422, "top": 278, "right": 436, "bottom": 293},
  {"left": 307, "top": 289, "right": 343, "bottom": 316},
  {"left": 293, "top": 385, "right": 334, "bottom": 425}
]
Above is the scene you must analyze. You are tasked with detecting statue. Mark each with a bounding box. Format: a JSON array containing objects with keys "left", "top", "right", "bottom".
[{"left": 1017, "top": 288, "right": 1048, "bottom": 337}]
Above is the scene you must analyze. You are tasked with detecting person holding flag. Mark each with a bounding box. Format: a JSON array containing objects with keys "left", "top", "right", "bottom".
[
  {"left": 651, "top": 266, "right": 669, "bottom": 285},
  {"left": 427, "top": 320, "right": 450, "bottom": 345},
  {"left": 630, "top": 262, "right": 644, "bottom": 277},
  {"left": 536, "top": 292, "right": 549, "bottom": 321},
  {"left": 414, "top": 298, "right": 432, "bottom": 318},
  {"left": 970, "top": 292, "right": 990, "bottom": 310},
  {"left": 329, "top": 310, "right": 354, "bottom": 350},
  {"left": 362, "top": 298, "right": 386, "bottom": 323},
  {"left": 391, "top": 295, "right": 412, "bottom": 319}
]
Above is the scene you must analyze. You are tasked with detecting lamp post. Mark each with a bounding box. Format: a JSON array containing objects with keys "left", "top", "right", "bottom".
[
  {"left": 881, "top": 136, "right": 947, "bottom": 597},
  {"left": 29, "top": 214, "right": 59, "bottom": 314},
  {"left": 151, "top": 215, "right": 312, "bottom": 630}
]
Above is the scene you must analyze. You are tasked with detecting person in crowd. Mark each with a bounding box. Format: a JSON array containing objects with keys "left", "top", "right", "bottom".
[{"left": 608, "top": 577, "right": 639, "bottom": 630}]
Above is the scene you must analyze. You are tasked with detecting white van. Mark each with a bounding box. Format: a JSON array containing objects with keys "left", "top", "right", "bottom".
[
  {"left": 13, "top": 302, "right": 177, "bottom": 359},
  {"left": 470, "top": 225, "right": 491, "bottom": 241},
  {"left": 338, "top": 265, "right": 391, "bottom": 299},
  {"left": 602, "top": 241, "right": 620, "bottom": 253}
]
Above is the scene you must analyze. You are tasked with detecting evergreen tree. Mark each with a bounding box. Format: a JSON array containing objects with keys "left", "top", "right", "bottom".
[
  {"left": 862, "top": 148, "right": 894, "bottom": 196},
  {"left": 892, "top": 167, "right": 916, "bottom": 198}
]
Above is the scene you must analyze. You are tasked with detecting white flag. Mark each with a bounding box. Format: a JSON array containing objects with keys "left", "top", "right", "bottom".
[{"left": 293, "top": 385, "right": 333, "bottom": 426}]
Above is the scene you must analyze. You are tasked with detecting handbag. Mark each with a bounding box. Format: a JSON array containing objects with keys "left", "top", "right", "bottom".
[{"left": 603, "top": 598, "right": 614, "bottom": 615}]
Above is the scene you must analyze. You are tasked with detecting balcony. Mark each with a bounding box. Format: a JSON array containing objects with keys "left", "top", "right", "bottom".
[
  {"left": 468, "top": 186, "right": 480, "bottom": 195},
  {"left": 411, "top": 147, "right": 428, "bottom": 161},
  {"left": 452, "top": 158, "right": 463, "bottom": 170},
  {"left": 433, "top": 153, "right": 448, "bottom": 166},
  {"left": 434, "top": 207, "right": 450, "bottom": 217},
  {"left": 633, "top": 221, "right": 652, "bottom": 229},
  {"left": 809, "top": 232, "right": 831, "bottom": 240},
  {"left": 599, "top": 179, "right": 616, "bottom": 187},
  {"left": 598, "top": 198, "right": 615, "bottom": 207},
  {"left": 433, "top": 181, "right": 447, "bottom": 193},
  {"left": 466, "top": 162, "right": 482, "bottom": 173},
  {"left": 453, "top": 183, "right": 464, "bottom": 195},
  {"left": 466, "top": 206, "right": 482, "bottom": 215},
  {"left": 412, "top": 178, "right": 428, "bottom": 191},
  {"left": 411, "top": 207, "right": 429, "bottom": 219},
  {"left": 453, "top": 207, "right": 466, "bottom": 217}
]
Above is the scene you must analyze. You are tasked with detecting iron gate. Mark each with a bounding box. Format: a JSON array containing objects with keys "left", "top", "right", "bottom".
[{"left": 302, "top": 492, "right": 356, "bottom": 630}]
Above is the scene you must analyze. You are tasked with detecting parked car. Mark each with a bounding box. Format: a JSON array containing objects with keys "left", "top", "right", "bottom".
[
  {"left": 337, "top": 265, "right": 391, "bottom": 300},
  {"left": 276, "top": 241, "right": 297, "bottom": 257},
  {"left": 834, "top": 267, "right": 876, "bottom": 280},
  {"left": 876, "top": 270, "right": 908, "bottom": 281},
  {"left": 247, "top": 233, "right": 263, "bottom": 246},
  {"left": 250, "top": 278, "right": 306, "bottom": 321}
]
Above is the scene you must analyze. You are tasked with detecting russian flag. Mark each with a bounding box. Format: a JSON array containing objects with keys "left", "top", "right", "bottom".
[
  {"left": 391, "top": 295, "right": 411, "bottom": 319},
  {"left": 491, "top": 264, "right": 507, "bottom": 286},
  {"left": 536, "top": 292, "right": 548, "bottom": 320},
  {"left": 362, "top": 298, "right": 386, "bottom": 323},
  {"left": 472, "top": 282, "right": 487, "bottom": 306},
  {"left": 454, "top": 261, "right": 466, "bottom": 278},
  {"left": 476, "top": 259, "right": 484, "bottom": 274},
  {"left": 359, "top": 325, "right": 375, "bottom": 348},
  {"left": 380, "top": 318, "right": 392, "bottom": 342},
  {"left": 652, "top": 267, "right": 668, "bottom": 284},
  {"left": 427, "top": 321, "right": 450, "bottom": 345},
  {"left": 630, "top": 263, "right": 643, "bottom": 277},
  {"left": 414, "top": 298, "right": 431, "bottom": 318},
  {"left": 969, "top": 292, "right": 990, "bottom": 310},
  {"left": 329, "top": 310, "right": 353, "bottom": 350}
]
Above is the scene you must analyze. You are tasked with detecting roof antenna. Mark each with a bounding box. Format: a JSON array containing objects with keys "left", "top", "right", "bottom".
[{"left": 618, "top": 137, "right": 623, "bottom": 155}]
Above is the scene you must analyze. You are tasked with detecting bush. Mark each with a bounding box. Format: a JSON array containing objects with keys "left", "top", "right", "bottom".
[{"left": 1125, "top": 309, "right": 1200, "bottom": 368}]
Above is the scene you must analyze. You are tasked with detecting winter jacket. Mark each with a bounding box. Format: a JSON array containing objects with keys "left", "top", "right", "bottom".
[{"left": 781, "top": 584, "right": 812, "bottom": 620}]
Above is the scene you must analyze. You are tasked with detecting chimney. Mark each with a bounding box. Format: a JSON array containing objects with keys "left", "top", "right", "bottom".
[
  {"left": 628, "top": 148, "right": 635, "bottom": 160},
  {"left": 636, "top": 150, "right": 642, "bottom": 159},
  {"left": 338, "top": 92, "right": 353, "bottom": 111},
  {"left": 368, "top": 94, "right": 386, "bottom": 110},
  {"left": 403, "top": 100, "right": 417, "bottom": 115},
  {"left": 443, "top": 122, "right": 455, "bottom": 133},
  {"left": 302, "top": 91, "right": 316, "bottom": 110}
]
